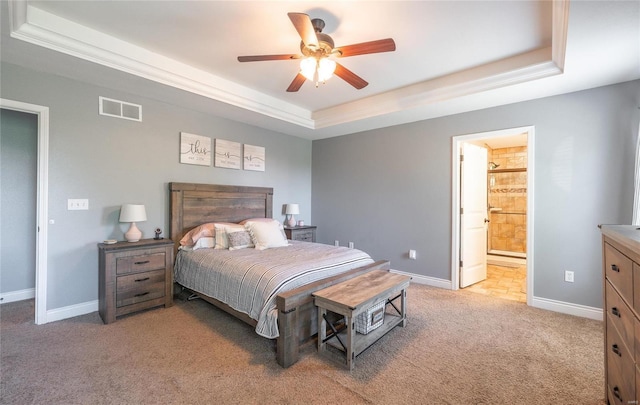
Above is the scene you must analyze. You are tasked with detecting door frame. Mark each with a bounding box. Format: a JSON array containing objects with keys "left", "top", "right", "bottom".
[
  {"left": 1, "top": 98, "right": 49, "bottom": 324},
  {"left": 451, "top": 126, "right": 535, "bottom": 306}
]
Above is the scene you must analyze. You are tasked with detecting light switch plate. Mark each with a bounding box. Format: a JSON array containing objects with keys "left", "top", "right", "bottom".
[{"left": 68, "top": 199, "right": 89, "bottom": 210}]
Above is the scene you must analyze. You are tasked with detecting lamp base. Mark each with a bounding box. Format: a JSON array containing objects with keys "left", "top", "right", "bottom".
[
  {"left": 286, "top": 216, "right": 296, "bottom": 227},
  {"left": 125, "top": 222, "right": 142, "bottom": 242}
]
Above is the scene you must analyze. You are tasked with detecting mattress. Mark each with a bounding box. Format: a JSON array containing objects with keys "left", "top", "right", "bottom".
[{"left": 174, "top": 240, "right": 374, "bottom": 338}]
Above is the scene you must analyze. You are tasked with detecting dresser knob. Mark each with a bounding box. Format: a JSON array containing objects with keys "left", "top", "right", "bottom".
[
  {"left": 610, "top": 264, "right": 620, "bottom": 272},
  {"left": 611, "top": 307, "right": 621, "bottom": 317},
  {"left": 612, "top": 344, "right": 622, "bottom": 357},
  {"left": 613, "top": 386, "right": 623, "bottom": 402}
]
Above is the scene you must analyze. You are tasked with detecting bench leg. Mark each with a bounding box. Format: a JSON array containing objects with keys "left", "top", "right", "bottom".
[
  {"left": 317, "top": 307, "right": 327, "bottom": 352},
  {"left": 346, "top": 315, "right": 355, "bottom": 370}
]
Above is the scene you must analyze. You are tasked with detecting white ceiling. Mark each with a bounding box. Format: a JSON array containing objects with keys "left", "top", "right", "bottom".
[{"left": 3, "top": 0, "right": 639, "bottom": 140}]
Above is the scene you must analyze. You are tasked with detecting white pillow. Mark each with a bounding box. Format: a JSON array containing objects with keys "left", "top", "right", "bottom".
[
  {"left": 214, "top": 223, "right": 246, "bottom": 249},
  {"left": 245, "top": 220, "right": 289, "bottom": 250},
  {"left": 180, "top": 236, "right": 214, "bottom": 251}
]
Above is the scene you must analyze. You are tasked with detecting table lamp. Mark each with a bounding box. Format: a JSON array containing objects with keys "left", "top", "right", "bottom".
[
  {"left": 285, "top": 204, "right": 299, "bottom": 227},
  {"left": 119, "top": 204, "right": 147, "bottom": 242}
]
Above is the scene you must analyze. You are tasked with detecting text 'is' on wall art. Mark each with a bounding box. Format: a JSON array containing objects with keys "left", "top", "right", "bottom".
[
  {"left": 243, "top": 144, "right": 265, "bottom": 172},
  {"left": 180, "top": 132, "right": 211, "bottom": 166},
  {"left": 214, "top": 139, "right": 241, "bottom": 169}
]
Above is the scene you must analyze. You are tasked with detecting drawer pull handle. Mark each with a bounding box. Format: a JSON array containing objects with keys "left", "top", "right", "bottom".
[
  {"left": 611, "top": 344, "right": 622, "bottom": 357},
  {"left": 134, "top": 292, "right": 149, "bottom": 298},
  {"left": 610, "top": 264, "right": 619, "bottom": 272},
  {"left": 613, "top": 386, "right": 623, "bottom": 402},
  {"left": 134, "top": 260, "right": 150, "bottom": 265},
  {"left": 135, "top": 277, "right": 150, "bottom": 282},
  {"left": 611, "top": 307, "right": 621, "bottom": 317}
]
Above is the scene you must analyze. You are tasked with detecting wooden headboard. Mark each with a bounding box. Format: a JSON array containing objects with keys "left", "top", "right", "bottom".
[{"left": 169, "top": 183, "right": 273, "bottom": 253}]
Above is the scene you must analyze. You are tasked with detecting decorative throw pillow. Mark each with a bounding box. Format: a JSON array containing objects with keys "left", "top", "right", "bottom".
[
  {"left": 227, "top": 230, "right": 254, "bottom": 250},
  {"left": 214, "top": 223, "right": 246, "bottom": 249},
  {"left": 244, "top": 220, "right": 289, "bottom": 250}
]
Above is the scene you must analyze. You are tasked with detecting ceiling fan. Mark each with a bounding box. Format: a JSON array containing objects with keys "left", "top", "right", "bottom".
[{"left": 237, "top": 12, "right": 396, "bottom": 92}]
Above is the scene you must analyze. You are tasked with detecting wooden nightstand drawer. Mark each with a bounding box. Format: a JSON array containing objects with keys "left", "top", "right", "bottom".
[
  {"left": 294, "top": 231, "right": 314, "bottom": 241},
  {"left": 116, "top": 269, "right": 166, "bottom": 307},
  {"left": 116, "top": 252, "right": 166, "bottom": 275},
  {"left": 284, "top": 225, "right": 317, "bottom": 243}
]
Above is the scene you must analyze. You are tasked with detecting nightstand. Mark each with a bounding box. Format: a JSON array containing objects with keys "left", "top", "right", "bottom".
[
  {"left": 284, "top": 225, "right": 317, "bottom": 242},
  {"left": 98, "top": 238, "right": 174, "bottom": 324}
]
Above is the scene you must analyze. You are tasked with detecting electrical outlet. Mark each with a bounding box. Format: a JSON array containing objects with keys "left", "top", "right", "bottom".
[
  {"left": 348, "top": 242, "right": 354, "bottom": 248},
  {"left": 564, "top": 270, "right": 574, "bottom": 283},
  {"left": 67, "top": 199, "right": 89, "bottom": 210},
  {"left": 334, "top": 240, "right": 339, "bottom": 247},
  {"left": 409, "top": 249, "right": 417, "bottom": 260}
]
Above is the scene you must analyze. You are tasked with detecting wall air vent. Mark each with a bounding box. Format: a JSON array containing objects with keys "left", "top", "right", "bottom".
[{"left": 99, "top": 96, "right": 142, "bottom": 122}]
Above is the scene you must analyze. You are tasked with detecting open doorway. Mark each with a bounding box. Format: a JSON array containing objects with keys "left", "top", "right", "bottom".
[
  {"left": 451, "top": 126, "right": 534, "bottom": 306},
  {"left": 0, "top": 99, "right": 49, "bottom": 324}
]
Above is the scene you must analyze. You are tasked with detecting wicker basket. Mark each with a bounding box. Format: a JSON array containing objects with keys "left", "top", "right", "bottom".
[{"left": 355, "top": 300, "right": 385, "bottom": 334}]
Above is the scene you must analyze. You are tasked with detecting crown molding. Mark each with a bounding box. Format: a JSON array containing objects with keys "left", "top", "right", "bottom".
[{"left": 8, "top": 0, "right": 569, "bottom": 132}]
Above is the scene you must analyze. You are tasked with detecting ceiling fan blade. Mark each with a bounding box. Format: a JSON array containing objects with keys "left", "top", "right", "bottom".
[
  {"left": 238, "top": 54, "right": 300, "bottom": 62},
  {"left": 334, "top": 63, "right": 368, "bottom": 90},
  {"left": 336, "top": 38, "right": 396, "bottom": 57},
  {"left": 287, "top": 12, "right": 319, "bottom": 49},
  {"left": 286, "top": 73, "right": 306, "bottom": 92}
]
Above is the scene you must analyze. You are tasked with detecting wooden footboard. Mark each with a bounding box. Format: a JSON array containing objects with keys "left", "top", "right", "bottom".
[{"left": 275, "top": 260, "right": 390, "bottom": 368}]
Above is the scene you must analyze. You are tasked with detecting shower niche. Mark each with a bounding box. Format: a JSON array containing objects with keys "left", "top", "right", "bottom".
[{"left": 487, "top": 148, "right": 527, "bottom": 259}]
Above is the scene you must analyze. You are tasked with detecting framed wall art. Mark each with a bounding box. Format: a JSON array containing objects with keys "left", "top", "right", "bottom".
[
  {"left": 180, "top": 132, "right": 211, "bottom": 166},
  {"left": 243, "top": 144, "right": 265, "bottom": 172},
  {"left": 214, "top": 139, "right": 241, "bottom": 169}
]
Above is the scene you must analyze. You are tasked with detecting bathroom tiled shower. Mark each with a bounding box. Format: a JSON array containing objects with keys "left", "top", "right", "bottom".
[{"left": 487, "top": 146, "right": 527, "bottom": 258}]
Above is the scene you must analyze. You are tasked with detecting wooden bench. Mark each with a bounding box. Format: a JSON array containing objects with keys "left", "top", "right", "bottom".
[{"left": 312, "top": 270, "right": 411, "bottom": 370}]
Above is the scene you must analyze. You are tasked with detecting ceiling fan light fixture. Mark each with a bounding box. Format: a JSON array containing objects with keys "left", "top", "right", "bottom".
[
  {"left": 317, "top": 58, "right": 336, "bottom": 82},
  {"left": 300, "top": 57, "right": 317, "bottom": 81}
]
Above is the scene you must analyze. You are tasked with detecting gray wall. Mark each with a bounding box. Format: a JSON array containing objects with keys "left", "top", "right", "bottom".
[
  {"left": 312, "top": 80, "right": 640, "bottom": 309},
  {"left": 1, "top": 109, "right": 37, "bottom": 294},
  {"left": 0, "top": 62, "right": 312, "bottom": 310}
]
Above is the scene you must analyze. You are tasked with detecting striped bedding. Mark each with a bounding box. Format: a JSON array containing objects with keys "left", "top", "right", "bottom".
[{"left": 174, "top": 241, "right": 374, "bottom": 338}]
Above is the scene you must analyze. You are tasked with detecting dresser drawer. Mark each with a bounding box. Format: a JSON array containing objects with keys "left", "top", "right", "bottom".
[
  {"left": 606, "top": 280, "right": 635, "bottom": 354},
  {"left": 636, "top": 316, "right": 640, "bottom": 364},
  {"left": 116, "top": 269, "right": 166, "bottom": 307},
  {"left": 605, "top": 242, "right": 634, "bottom": 305},
  {"left": 116, "top": 252, "right": 166, "bottom": 275},
  {"left": 607, "top": 319, "right": 635, "bottom": 404}
]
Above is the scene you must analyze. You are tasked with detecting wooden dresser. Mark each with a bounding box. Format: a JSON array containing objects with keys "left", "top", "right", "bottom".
[
  {"left": 98, "top": 238, "right": 174, "bottom": 324},
  {"left": 600, "top": 225, "right": 640, "bottom": 405}
]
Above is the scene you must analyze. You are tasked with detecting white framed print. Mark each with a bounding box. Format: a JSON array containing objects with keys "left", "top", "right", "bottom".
[
  {"left": 214, "top": 139, "right": 241, "bottom": 169},
  {"left": 180, "top": 132, "right": 211, "bottom": 166},
  {"left": 243, "top": 144, "right": 265, "bottom": 172}
]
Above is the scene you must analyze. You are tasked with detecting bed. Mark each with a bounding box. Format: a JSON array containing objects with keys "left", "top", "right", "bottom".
[{"left": 169, "top": 182, "right": 390, "bottom": 368}]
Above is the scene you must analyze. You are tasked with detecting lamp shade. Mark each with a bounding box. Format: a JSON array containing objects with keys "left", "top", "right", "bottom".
[
  {"left": 119, "top": 204, "right": 147, "bottom": 223},
  {"left": 285, "top": 204, "right": 300, "bottom": 215}
]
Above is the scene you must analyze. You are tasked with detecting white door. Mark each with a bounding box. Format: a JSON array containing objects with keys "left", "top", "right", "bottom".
[{"left": 460, "top": 142, "right": 488, "bottom": 288}]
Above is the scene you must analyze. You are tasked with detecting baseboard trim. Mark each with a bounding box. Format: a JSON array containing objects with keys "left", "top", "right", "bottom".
[
  {"left": 531, "top": 296, "right": 603, "bottom": 321},
  {"left": 390, "top": 269, "right": 452, "bottom": 289},
  {"left": 390, "top": 270, "right": 602, "bottom": 321},
  {"left": 0, "top": 288, "right": 35, "bottom": 304},
  {"left": 46, "top": 300, "right": 99, "bottom": 323}
]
